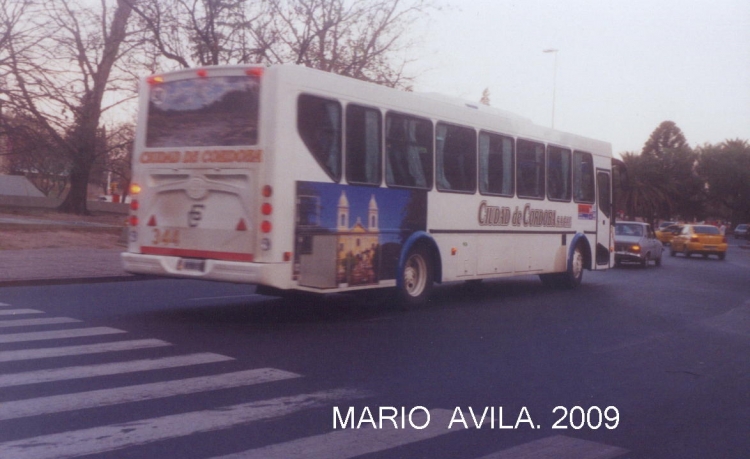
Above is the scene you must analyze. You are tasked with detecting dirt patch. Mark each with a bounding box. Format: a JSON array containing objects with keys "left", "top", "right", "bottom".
[{"left": 0, "top": 207, "right": 126, "bottom": 250}]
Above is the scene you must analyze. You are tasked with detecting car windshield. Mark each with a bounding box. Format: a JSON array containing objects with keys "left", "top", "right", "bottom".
[
  {"left": 616, "top": 224, "right": 644, "bottom": 236},
  {"left": 694, "top": 226, "right": 720, "bottom": 235},
  {"left": 736, "top": 224, "right": 748, "bottom": 230}
]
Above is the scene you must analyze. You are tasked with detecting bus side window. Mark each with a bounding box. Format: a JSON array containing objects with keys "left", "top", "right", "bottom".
[
  {"left": 436, "top": 122, "right": 476, "bottom": 193},
  {"left": 573, "top": 151, "right": 595, "bottom": 203},
  {"left": 479, "top": 131, "right": 514, "bottom": 196},
  {"left": 516, "top": 139, "right": 545, "bottom": 199},
  {"left": 346, "top": 104, "right": 382, "bottom": 185},
  {"left": 547, "top": 145, "right": 572, "bottom": 201},
  {"left": 385, "top": 113, "right": 433, "bottom": 189},
  {"left": 298, "top": 94, "right": 342, "bottom": 181}
]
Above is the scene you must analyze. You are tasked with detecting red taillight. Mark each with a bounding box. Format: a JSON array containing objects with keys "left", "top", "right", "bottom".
[
  {"left": 130, "top": 200, "right": 139, "bottom": 211},
  {"left": 261, "top": 221, "right": 272, "bottom": 233},
  {"left": 261, "top": 203, "right": 272, "bottom": 215},
  {"left": 196, "top": 69, "right": 208, "bottom": 78},
  {"left": 148, "top": 215, "right": 157, "bottom": 227},
  {"left": 236, "top": 219, "right": 248, "bottom": 231},
  {"left": 246, "top": 67, "right": 264, "bottom": 77},
  {"left": 283, "top": 252, "right": 292, "bottom": 262},
  {"left": 262, "top": 185, "right": 273, "bottom": 198},
  {"left": 129, "top": 216, "right": 138, "bottom": 226}
]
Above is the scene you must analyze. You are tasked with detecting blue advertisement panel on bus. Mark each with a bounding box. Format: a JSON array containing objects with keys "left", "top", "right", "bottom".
[{"left": 294, "top": 181, "right": 427, "bottom": 289}]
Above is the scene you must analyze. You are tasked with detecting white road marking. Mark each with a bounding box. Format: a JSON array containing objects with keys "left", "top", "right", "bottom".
[
  {"left": 0, "top": 352, "right": 233, "bottom": 388},
  {"left": 0, "top": 368, "right": 301, "bottom": 421},
  {"left": 475, "top": 435, "right": 628, "bottom": 459},
  {"left": 0, "top": 389, "right": 366, "bottom": 459},
  {"left": 0, "top": 302, "right": 11, "bottom": 307},
  {"left": 0, "top": 317, "right": 80, "bottom": 328},
  {"left": 212, "top": 409, "right": 456, "bottom": 459},
  {"left": 0, "top": 309, "right": 44, "bottom": 316},
  {"left": 0, "top": 326, "right": 126, "bottom": 344},
  {"left": 0, "top": 338, "right": 171, "bottom": 363}
]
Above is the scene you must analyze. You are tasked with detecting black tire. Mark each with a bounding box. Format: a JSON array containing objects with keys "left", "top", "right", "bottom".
[
  {"left": 640, "top": 253, "right": 649, "bottom": 268},
  {"left": 683, "top": 246, "right": 691, "bottom": 258},
  {"left": 559, "top": 243, "right": 585, "bottom": 289},
  {"left": 398, "top": 245, "right": 434, "bottom": 306},
  {"left": 670, "top": 247, "right": 676, "bottom": 257},
  {"left": 655, "top": 255, "right": 662, "bottom": 267}
]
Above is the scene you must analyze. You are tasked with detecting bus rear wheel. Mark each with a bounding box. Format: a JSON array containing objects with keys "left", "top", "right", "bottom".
[{"left": 399, "top": 246, "right": 433, "bottom": 306}]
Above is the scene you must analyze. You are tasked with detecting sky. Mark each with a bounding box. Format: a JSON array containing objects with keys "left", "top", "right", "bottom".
[{"left": 410, "top": 0, "right": 750, "bottom": 156}]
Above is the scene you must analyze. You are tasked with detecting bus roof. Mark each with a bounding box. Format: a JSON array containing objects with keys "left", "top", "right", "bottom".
[{"left": 145, "top": 64, "right": 612, "bottom": 157}]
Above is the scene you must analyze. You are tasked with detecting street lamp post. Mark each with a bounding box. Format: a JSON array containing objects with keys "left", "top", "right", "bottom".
[{"left": 543, "top": 48, "right": 558, "bottom": 129}]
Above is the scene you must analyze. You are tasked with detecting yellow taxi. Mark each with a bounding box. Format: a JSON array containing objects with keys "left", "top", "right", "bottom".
[
  {"left": 655, "top": 224, "right": 682, "bottom": 245},
  {"left": 670, "top": 224, "right": 728, "bottom": 260}
]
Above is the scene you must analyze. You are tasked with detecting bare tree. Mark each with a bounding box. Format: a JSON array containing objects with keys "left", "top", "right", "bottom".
[
  {"left": 129, "top": 0, "right": 270, "bottom": 69},
  {"left": 132, "top": 0, "right": 436, "bottom": 89},
  {"left": 0, "top": 0, "right": 137, "bottom": 214}
]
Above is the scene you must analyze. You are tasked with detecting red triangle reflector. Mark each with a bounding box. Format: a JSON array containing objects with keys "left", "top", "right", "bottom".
[
  {"left": 236, "top": 218, "right": 248, "bottom": 231},
  {"left": 147, "top": 215, "right": 157, "bottom": 227}
]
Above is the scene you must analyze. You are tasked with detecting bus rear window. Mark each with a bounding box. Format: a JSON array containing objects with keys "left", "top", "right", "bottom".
[{"left": 146, "top": 75, "right": 259, "bottom": 148}]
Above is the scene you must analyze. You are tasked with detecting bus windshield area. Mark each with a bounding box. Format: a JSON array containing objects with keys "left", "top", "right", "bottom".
[{"left": 146, "top": 75, "right": 259, "bottom": 148}]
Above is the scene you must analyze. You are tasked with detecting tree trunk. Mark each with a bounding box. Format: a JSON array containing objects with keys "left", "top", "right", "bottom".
[{"left": 59, "top": 157, "right": 92, "bottom": 215}]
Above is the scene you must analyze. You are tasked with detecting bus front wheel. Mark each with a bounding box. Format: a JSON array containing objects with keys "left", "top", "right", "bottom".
[
  {"left": 555, "top": 243, "right": 585, "bottom": 289},
  {"left": 399, "top": 246, "right": 433, "bottom": 306}
]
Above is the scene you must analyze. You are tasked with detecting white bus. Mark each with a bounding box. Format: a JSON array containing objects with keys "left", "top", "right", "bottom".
[{"left": 122, "top": 64, "right": 615, "bottom": 305}]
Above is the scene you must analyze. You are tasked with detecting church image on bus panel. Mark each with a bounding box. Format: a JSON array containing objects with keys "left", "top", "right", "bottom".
[{"left": 294, "top": 181, "right": 426, "bottom": 289}]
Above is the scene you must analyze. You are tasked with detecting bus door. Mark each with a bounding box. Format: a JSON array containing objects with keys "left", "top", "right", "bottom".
[{"left": 595, "top": 169, "right": 612, "bottom": 268}]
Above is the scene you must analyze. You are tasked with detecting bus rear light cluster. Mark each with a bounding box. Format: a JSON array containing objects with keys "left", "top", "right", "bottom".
[
  {"left": 246, "top": 68, "right": 264, "bottom": 77},
  {"left": 129, "top": 216, "right": 138, "bottom": 227},
  {"left": 260, "top": 184, "right": 273, "bottom": 234},
  {"left": 130, "top": 200, "right": 139, "bottom": 211}
]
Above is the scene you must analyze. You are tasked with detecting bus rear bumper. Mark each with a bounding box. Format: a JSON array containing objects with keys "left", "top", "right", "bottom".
[{"left": 121, "top": 252, "right": 290, "bottom": 286}]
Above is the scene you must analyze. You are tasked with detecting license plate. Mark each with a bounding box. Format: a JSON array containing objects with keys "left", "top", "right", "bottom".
[
  {"left": 177, "top": 258, "right": 206, "bottom": 272},
  {"left": 704, "top": 245, "right": 716, "bottom": 250}
]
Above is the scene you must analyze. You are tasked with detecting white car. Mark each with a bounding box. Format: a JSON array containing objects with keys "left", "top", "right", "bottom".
[{"left": 614, "top": 221, "right": 664, "bottom": 267}]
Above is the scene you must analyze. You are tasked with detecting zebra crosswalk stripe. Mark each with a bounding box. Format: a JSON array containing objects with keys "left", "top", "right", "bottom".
[
  {"left": 0, "top": 309, "right": 44, "bottom": 316},
  {"left": 0, "top": 338, "right": 171, "bottom": 363},
  {"left": 0, "top": 388, "right": 367, "bottom": 459},
  {"left": 212, "top": 409, "right": 457, "bottom": 459},
  {"left": 0, "top": 368, "right": 301, "bottom": 421},
  {"left": 0, "top": 317, "right": 81, "bottom": 328},
  {"left": 0, "top": 352, "right": 234, "bottom": 388},
  {"left": 0, "top": 326, "right": 126, "bottom": 344}
]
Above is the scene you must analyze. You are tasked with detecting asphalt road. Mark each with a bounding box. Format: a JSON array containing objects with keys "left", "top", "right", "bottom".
[{"left": 0, "top": 240, "right": 748, "bottom": 459}]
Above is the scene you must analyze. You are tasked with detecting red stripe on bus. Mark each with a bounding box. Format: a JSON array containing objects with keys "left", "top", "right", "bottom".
[{"left": 140, "top": 246, "right": 254, "bottom": 262}]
